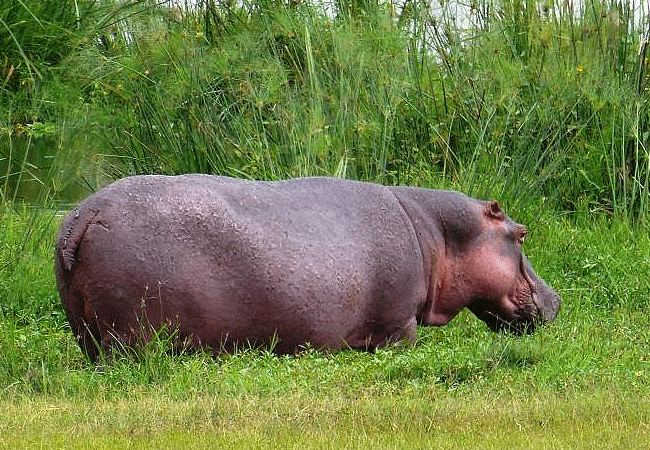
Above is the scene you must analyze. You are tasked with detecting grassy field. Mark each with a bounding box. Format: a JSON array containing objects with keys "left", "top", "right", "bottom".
[
  {"left": 3, "top": 391, "right": 649, "bottom": 449},
  {"left": 2, "top": 0, "right": 650, "bottom": 448}
]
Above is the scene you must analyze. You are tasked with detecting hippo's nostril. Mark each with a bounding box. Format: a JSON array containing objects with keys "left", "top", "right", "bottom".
[{"left": 518, "top": 226, "right": 527, "bottom": 245}]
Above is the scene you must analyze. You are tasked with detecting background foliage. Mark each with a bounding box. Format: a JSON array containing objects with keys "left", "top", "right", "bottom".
[{"left": 1, "top": 0, "right": 649, "bottom": 219}]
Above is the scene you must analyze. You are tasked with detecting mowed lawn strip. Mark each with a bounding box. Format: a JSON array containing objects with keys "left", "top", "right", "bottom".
[{"left": 2, "top": 391, "right": 649, "bottom": 450}]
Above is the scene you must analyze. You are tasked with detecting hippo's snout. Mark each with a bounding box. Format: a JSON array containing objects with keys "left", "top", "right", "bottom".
[
  {"left": 532, "top": 281, "right": 561, "bottom": 324},
  {"left": 524, "top": 255, "right": 561, "bottom": 326}
]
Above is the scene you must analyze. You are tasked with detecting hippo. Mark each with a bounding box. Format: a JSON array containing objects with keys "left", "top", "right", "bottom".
[{"left": 55, "top": 175, "right": 560, "bottom": 360}]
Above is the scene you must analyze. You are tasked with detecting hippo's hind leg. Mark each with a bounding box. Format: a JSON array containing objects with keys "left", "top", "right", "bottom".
[
  {"left": 77, "top": 317, "right": 143, "bottom": 362},
  {"left": 63, "top": 307, "right": 103, "bottom": 362},
  {"left": 60, "top": 286, "right": 130, "bottom": 362},
  {"left": 78, "top": 320, "right": 103, "bottom": 362}
]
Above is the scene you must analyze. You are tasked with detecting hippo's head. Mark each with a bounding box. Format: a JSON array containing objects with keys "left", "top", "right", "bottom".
[
  {"left": 427, "top": 197, "right": 561, "bottom": 334},
  {"left": 462, "top": 201, "right": 561, "bottom": 334}
]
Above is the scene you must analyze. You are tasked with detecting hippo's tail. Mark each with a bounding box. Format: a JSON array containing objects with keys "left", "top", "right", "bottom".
[{"left": 57, "top": 208, "right": 98, "bottom": 272}]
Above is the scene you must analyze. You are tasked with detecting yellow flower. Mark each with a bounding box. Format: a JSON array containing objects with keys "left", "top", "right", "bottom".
[{"left": 576, "top": 65, "right": 585, "bottom": 73}]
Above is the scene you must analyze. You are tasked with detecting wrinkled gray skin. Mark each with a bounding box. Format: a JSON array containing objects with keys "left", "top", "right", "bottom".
[{"left": 55, "top": 175, "right": 560, "bottom": 360}]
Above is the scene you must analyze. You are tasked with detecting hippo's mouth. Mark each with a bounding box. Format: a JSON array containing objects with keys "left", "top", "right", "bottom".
[
  {"left": 470, "top": 258, "right": 543, "bottom": 335},
  {"left": 481, "top": 308, "right": 537, "bottom": 335}
]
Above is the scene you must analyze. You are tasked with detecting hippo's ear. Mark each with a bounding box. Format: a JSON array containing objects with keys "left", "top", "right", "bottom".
[{"left": 486, "top": 200, "right": 505, "bottom": 220}]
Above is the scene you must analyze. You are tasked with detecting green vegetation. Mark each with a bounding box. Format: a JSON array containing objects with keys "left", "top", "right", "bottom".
[{"left": 2, "top": 0, "right": 650, "bottom": 447}]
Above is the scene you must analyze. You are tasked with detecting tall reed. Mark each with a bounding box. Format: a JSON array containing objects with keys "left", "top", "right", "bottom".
[{"left": 422, "top": 0, "right": 650, "bottom": 219}]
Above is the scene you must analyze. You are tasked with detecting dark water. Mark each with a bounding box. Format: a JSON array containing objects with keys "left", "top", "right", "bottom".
[{"left": 1, "top": 135, "right": 91, "bottom": 205}]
